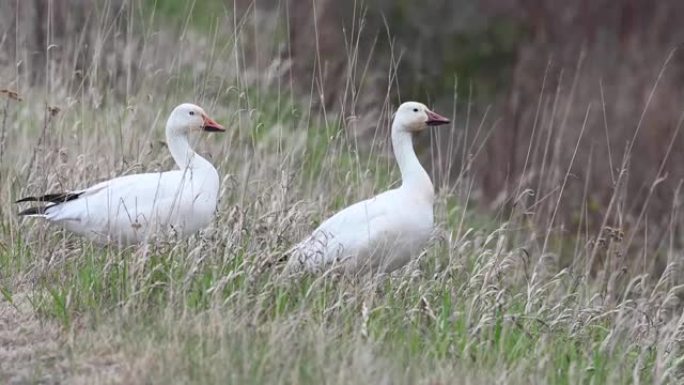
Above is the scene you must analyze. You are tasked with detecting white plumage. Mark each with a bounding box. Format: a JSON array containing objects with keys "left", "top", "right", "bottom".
[
  {"left": 285, "top": 101, "right": 450, "bottom": 274},
  {"left": 17, "top": 103, "right": 225, "bottom": 245}
]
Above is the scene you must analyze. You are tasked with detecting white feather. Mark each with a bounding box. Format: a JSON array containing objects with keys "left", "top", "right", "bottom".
[
  {"left": 19, "top": 103, "right": 223, "bottom": 245},
  {"left": 286, "top": 101, "right": 450, "bottom": 274}
]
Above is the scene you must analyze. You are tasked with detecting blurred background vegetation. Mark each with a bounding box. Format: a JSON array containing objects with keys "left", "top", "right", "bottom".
[
  {"left": 3, "top": 2, "right": 684, "bottom": 383},
  {"left": 3, "top": 0, "right": 684, "bottom": 259}
]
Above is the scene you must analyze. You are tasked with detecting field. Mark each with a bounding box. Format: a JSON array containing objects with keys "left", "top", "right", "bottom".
[{"left": 0, "top": 2, "right": 683, "bottom": 384}]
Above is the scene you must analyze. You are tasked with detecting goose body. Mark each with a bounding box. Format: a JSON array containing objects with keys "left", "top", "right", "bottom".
[
  {"left": 17, "top": 103, "right": 225, "bottom": 245},
  {"left": 286, "top": 102, "right": 450, "bottom": 274}
]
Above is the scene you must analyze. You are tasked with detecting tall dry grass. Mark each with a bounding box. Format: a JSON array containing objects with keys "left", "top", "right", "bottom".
[{"left": 0, "top": 1, "right": 683, "bottom": 384}]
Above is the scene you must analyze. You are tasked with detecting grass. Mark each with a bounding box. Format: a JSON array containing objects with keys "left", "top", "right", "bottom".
[{"left": 0, "top": 1, "right": 682, "bottom": 384}]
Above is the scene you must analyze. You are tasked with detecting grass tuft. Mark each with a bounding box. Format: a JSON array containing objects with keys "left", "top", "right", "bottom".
[{"left": 0, "top": 1, "right": 682, "bottom": 384}]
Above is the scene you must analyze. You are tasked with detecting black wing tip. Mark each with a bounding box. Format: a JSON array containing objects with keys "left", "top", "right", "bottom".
[
  {"left": 16, "top": 192, "right": 81, "bottom": 216},
  {"left": 18, "top": 206, "right": 48, "bottom": 216},
  {"left": 15, "top": 192, "right": 81, "bottom": 204},
  {"left": 15, "top": 196, "right": 38, "bottom": 203}
]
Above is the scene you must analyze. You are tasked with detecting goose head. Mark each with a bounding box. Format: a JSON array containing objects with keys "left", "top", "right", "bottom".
[
  {"left": 166, "top": 103, "right": 225, "bottom": 136},
  {"left": 393, "top": 101, "right": 450, "bottom": 133}
]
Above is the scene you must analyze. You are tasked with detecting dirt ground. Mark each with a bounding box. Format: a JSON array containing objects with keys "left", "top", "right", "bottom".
[
  {"left": 0, "top": 291, "right": 66, "bottom": 384},
  {"left": 0, "top": 291, "right": 124, "bottom": 385}
]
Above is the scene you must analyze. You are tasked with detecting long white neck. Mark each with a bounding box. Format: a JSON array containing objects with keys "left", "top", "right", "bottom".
[
  {"left": 166, "top": 128, "right": 213, "bottom": 170},
  {"left": 391, "top": 123, "right": 434, "bottom": 202}
]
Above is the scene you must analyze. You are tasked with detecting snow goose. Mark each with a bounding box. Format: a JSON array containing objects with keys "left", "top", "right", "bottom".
[
  {"left": 17, "top": 103, "right": 225, "bottom": 245},
  {"left": 284, "top": 101, "right": 450, "bottom": 275}
]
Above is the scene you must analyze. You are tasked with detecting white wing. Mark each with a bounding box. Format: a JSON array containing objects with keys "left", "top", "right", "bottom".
[
  {"left": 37, "top": 167, "right": 219, "bottom": 244},
  {"left": 286, "top": 189, "right": 415, "bottom": 273}
]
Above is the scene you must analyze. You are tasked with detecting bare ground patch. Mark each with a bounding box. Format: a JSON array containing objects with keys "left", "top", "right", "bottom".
[
  {"left": 0, "top": 291, "right": 67, "bottom": 384},
  {"left": 0, "top": 292, "right": 125, "bottom": 385}
]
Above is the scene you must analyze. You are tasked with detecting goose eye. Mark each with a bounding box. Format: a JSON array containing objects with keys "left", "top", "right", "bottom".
[
  {"left": 412, "top": 108, "right": 419, "bottom": 112},
  {"left": 189, "top": 111, "right": 195, "bottom": 116}
]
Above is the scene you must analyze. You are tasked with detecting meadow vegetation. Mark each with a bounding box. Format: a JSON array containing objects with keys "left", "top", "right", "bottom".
[{"left": 0, "top": 1, "right": 683, "bottom": 384}]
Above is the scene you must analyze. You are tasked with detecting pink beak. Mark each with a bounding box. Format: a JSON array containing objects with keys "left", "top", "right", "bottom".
[
  {"left": 202, "top": 114, "right": 225, "bottom": 132},
  {"left": 426, "top": 110, "right": 450, "bottom": 126}
]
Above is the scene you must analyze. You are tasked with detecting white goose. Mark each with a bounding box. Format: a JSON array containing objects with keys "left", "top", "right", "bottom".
[
  {"left": 17, "top": 103, "right": 225, "bottom": 245},
  {"left": 285, "top": 101, "right": 450, "bottom": 275}
]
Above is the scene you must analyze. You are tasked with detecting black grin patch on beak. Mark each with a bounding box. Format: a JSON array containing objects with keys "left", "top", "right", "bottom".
[
  {"left": 203, "top": 125, "right": 224, "bottom": 132},
  {"left": 425, "top": 110, "right": 450, "bottom": 126}
]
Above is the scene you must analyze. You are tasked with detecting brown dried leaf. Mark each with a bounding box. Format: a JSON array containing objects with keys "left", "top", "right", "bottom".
[
  {"left": 0, "top": 89, "right": 22, "bottom": 101},
  {"left": 47, "top": 105, "right": 61, "bottom": 117}
]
